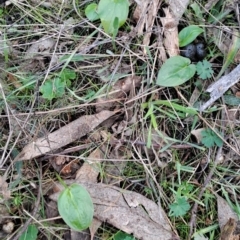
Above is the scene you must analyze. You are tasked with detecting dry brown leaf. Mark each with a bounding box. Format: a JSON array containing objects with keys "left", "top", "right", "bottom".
[
  {"left": 219, "top": 218, "right": 240, "bottom": 240},
  {"left": 89, "top": 218, "right": 102, "bottom": 240},
  {"left": 217, "top": 195, "right": 238, "bottom": 229},
  {"left": 0, "top": 176, "right": 11, "bottom": 201},
  {"left": 50, "top": 182, "right": 179, "bottom": 240},
  {"left": 75, "top": 148, "right": 104, "bottom": 182},
  {"left": 96, "top": 76, "right": 141, "bottom": 113},
  {"left": 133, "top": 0, "right": 162, "bottom": 55},
  {"left": 15, "top": 110, "right": 116, "bottom": 161},
  {"left": 191, "top": 128, "right": 205, "bottom": 144},
  {"left": 160, "top": 8, "right": 179, "bottom": 57}
]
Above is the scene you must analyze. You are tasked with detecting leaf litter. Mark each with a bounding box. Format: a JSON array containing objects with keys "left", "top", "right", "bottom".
[{"left": 1, "top": 0, "right": 240, "bottom": 239}]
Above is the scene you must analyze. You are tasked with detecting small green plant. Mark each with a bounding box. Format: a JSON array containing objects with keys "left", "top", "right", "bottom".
[
  {"left": 85, "top": 0, "right": 129, "bottom": 37},
  {"left": 12, "top": 193, "right": 23, "bottom": 207},
  {"left": 201, "top": 129, "right": 223, "bottom": 148},
  {"left": 113, "top": 231, "right": 135, "bottom": 240},
  {"left": 169, "top": 195, "right": 190, "bottom": 217},
  {"left": 57, "top": 183, "right": 94, "bottom": 231},
  {"left": 156, "top": 25, "right": 213, "bottom": 87},
  {"left": 19, "top": 225, "right": 38, "bottom": 240},
  {"left": 178, "top": 25, "right": 204, "bottom": 47},
  {"left": 169, "top": 182, "right": 193, "bottom": 217},
  {"left": 40, "top": 68, "right": 76, "bottom": 100},
  {"left": 196, "top": 60, "right": 213, "bottom": 80}
]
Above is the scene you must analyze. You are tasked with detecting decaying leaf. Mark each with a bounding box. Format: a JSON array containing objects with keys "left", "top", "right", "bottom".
[
  {"left": 219, "top": 218, "right": 240, "bottom": 240},
  {"left": 50, "top": 181, "right": 179, "bottom": 240},
  {"left": 133, "top": 0, "right": 163, "bottom": 55},
  {"left": 191, "top": 128, "right": 205, "bottom": 143},
  {"left": 15, "top": 110, "right": 116, "bottom": 161},
  {"left": 160, "top": 8, "right": 180, "bottom": 57},
  {"left": 95, "top": 76, "right": 141, "bottom": 113},
  {"left": 217, "top": 195, "right": 238, "bottom": 229},
  {"left": 0, "top": 176, "right": 11, "bottom": 201},
  {"left": 75, "top": 148, "right": 104, "bottom": 182}
]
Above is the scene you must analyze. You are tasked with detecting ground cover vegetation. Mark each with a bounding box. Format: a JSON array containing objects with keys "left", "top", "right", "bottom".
[{"left": 0, "top": 0, "right": 240, "bottom": 239}]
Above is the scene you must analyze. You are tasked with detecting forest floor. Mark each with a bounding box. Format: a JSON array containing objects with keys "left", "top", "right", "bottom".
[{"left": 0, "top": 0, "right": 240, "bottom": 239}]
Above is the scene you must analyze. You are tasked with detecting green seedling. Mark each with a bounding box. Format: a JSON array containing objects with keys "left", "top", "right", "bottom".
[
  {"left": 40, "top": 68, "right": 76, "bottom": 100},
  {"left": 201, "top": 128, "right": 223, "bottom": 148},
  {"left": 57, "top": 183, "right": 94, "bottom": 231},
  {"left": 113, "top": 231, "right": 135, "bottom": 240},
  {"left": 196, "top": 60, "right": 214, "bottom": 80},
  {"left": 85, "top": 0, "right": 129, "bottom": 37},
  {"left": 179, "top": 25, "right": 204, "bottom": 47}
]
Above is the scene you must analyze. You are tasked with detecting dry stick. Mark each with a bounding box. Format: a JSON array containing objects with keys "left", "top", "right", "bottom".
[
  {"left": 11, "top": 163, "right": 42, "bottom": 240},
  {"left": 200, "top": 63, "right": 240, "bottom": 111},
  {"left": 188, "top": 146, "right": 223, "bottom": 239}
]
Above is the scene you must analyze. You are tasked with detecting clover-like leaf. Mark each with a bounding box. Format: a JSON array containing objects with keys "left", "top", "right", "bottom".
[
  {"left": 196, "top": 60, "right": 213, "bottom": 80},
  {"left": 40, "top": 77, "right": 66, "bottom": 100},
  {"left": 58, "top": 184, "right": 94, "bottom": 231},
  {"left": 157, "top": 56, "right": 196, "bottom": 87},
  {"left": 60, "top": 68, "right": 76, "bottom": 86},
  {"left": 169, "top": 196, "right": 190, "bottom": 217},
  {"left": 201, "top": 129, "right": 223, "bottom": 148},
  {"left": 179, "top": 25, "right": 204, "bottom": 47}
]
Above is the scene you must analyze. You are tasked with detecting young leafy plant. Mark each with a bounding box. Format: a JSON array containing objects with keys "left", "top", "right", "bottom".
[
  {"left": 179, "top": 25, "right": 204, "bottom": 47},
  {"left": 156, "top": 56, "right": 196, "bottom": 87},
  {"left": 113, "top": 231, "right": 135, "bottom": 240},
  {"left": 169, "top": 195, "right": 191, "bottom": 217},
  {"left": 201, "top": 128, "right": 223, "bottom": 148},
  {"left": 196, "top": 60, "right": 214, "bottom": 80},
  {"left": 85, "top": 0, "right": 129, "bottom": 36},
  {"left": 58, "top": 183, "right": 94, "bottom": 231},
  {"left": 40, "top": 68, "right": 76, "bottom": 100}
]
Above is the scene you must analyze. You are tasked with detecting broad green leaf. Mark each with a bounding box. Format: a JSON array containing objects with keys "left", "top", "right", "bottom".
[
  {"left": 97, "top": 0, "right": 129, "bottom": 35},
  {"left": 157, "top": 56, "right": 196, "bottom": 87},
  {"left": 19, "top": 225, "right": 38, "bottom": 240},
  {"left": 179, "top": 26, "right": 204, "bottom": 47},
  {"left": 58, "top": 184, "right": 94, "bottom": 231},
  {"left": 85, "top": 3, "right": 99, "bottom": 21}
]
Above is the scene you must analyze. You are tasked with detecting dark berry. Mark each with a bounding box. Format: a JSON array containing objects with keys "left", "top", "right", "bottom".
[
  {"left": 196, "top": 43, "right": 206, "bottom": 60},
  {"left": 181, "top": 43, "right": 197, "bottom": 61}
]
